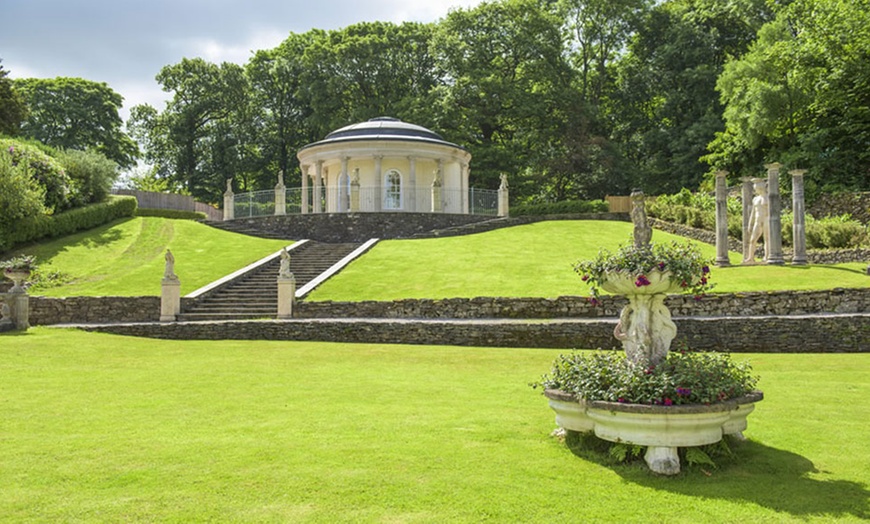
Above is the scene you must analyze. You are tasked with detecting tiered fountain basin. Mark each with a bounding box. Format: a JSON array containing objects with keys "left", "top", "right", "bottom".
[{"left": 544, "top": 388, "right": 763, "bottom": 475}]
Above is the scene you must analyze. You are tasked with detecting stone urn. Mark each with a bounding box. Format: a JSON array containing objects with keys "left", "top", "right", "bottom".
[
  {"left": 544, "top": 388, "right": 763, "bottom": 475},
  {"left": 3, "top": 269, "right": 31, "bottom": 294},
  {"left": 600, "top": 269, "right": 681, "bottom": 367}
]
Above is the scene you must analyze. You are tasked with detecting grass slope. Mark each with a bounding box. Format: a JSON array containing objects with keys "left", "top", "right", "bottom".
[
  {"left": 0, "top": 329, "right": 867, "bottom": 522},
  {"left": 308, "top": 220, "right": 870, "bottom": 301},
  {"left": 12, "top": 217, "right": 289, "bottom": 296}
]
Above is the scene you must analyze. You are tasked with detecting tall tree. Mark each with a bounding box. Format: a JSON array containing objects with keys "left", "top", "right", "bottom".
[
  {"left": 129, "top": 58, "right": 249, "bottom": 202},
  {"left": 433, "top": 0, "right": 574, "bottom": 195},
  {"left": 707, "top": 0, "right": 870, "bottom": 193},
  {"left": 613, "top": 0, "right": 771, "bottom": 193},
  {"left": 0, "top": 59, "right": 27, "bottom": 136},
  {"left": 15, "top": 77, "right": 138, "bottom": 168}
]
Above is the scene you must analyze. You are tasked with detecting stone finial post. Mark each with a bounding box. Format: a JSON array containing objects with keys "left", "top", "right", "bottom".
[
  {"left": 765, "top": 163, "right": 785, "bottom": 265},
  {"left": 350, "top": 168, "right": 361, "bottom": 212},
  {"left": 274, "top": 170, "right": 286, "bottom": 216},
  {"left": 277, "top": 248, "right": 296, "bottom": 319},
  {"left": 498, "top": 174, "right": 510, "bottom": 217},
  {"left": 714, "top": 170, "right": 731, "bottom": 267},
  {"left": 630, "top": 189, "right": 651, "bottom": 248},
  {"left": 223, "top": 178, "right": 235, "bottom": 221},
  {"left": 741, "top": 177, "right": 754, "bottom": 261},
  {"left": 790, "top": 169, "right": 808, "bottom": 265},
  {"left": 160, "top": 249, "right": 181, "bottom": 322}
]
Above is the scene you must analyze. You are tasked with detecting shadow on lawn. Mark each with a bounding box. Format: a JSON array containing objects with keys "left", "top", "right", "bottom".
[{"left": 604, "top": 439, "right": 870, "bottom": 520}]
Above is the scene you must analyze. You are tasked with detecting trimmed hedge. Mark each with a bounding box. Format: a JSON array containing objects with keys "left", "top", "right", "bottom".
[
  {"left": 136, "top": 208, "right": 207, "bottom": 220},
  {"left": 512, "top": 199, "right": 609, "bottom": 216},
  {"left": 1, "top": 195, "right": 137, "bottom": 252}
]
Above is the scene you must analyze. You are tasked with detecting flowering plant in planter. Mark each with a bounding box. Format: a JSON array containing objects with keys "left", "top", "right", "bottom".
[
  {"left": 1, "top": 255, "right": 37, "bottom": 273},
  {"left": 574, "top": 241, "right": 714, "bottom": 304},
  {"left": 531, "top": 350, "right": 758, "bottom": 406}
]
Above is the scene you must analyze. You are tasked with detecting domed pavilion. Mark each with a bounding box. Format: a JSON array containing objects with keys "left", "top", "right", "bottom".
[{"left": 296, "top": 117, "right": 474, "bottom": 214}]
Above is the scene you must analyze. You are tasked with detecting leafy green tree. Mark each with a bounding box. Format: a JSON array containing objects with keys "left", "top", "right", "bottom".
[
  {"left": 129, "top": 58, "right": 249, "bottom": 202},
  {"left": 0, "top": 60, "right": 27, "bottom": 136},
  {"left": 707, "top": 0, "right": 870, "bottom": 193},
  {"left": 433, "top": 0, "right": 574, "bottom": 194},
  {"left": 14, "top": 77, "right": 138, "bottom": 168},
  {"left": 613, "top": 0, "right": 771, "bottom": 193}
]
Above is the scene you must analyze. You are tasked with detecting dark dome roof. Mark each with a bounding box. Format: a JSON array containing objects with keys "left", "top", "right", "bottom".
[{"left": 300, "top": 117, "right": 464, "bottom": 150}]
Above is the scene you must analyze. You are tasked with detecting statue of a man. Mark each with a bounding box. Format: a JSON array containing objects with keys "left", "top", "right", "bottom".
[
  {"left": 164, "top": 249, "right": 177, "bottom": 280},
  {"left": 499, "top": 173, "right": 509, "bottom": 189},
  {"left": 225, "top": 178, "right": 233, "bottom": 194},
  {"left": 743, "top": 178, "right": 770, "bottom": 264},
  {"left": 630, "top": 189, "right": 652, "bottom": 248}
]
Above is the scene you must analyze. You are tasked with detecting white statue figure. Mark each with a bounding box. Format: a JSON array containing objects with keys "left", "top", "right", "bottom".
[
  {"left": 630, "top": 189, "right": 652, "bottom": 248},
  {"left": 225, "top": 178, "right": 233, "bottom": 194},
  {"left": 278, "top": 170, "right": 285, "bottom": 186},
  {"left": 743, "top": 178, "right": 770, "bottom": 264},
  {"left": 352, "top": 168, "right": 360, "bottom": 185},
  {"left": 163, "top": 249, "right": 177, "bottom": 280},
  {"left": 499, "top": 173, "right": 509, "bottom": 189},
  {"left": 279, "top": 248, "right": 292, "bottom": 279}
]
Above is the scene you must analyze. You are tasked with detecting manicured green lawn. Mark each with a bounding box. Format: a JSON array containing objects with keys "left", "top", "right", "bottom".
[
  {"left": 11, "top": 217, "right": 289, "bottom": 296},
  {"left": 1, "top": 329, "right": 867, "bottom": 522},
  {"left": 308, "top": 220, "right": 870, "bottom": 301}
]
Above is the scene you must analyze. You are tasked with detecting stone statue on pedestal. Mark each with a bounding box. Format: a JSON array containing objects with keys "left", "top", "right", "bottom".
[{"left": 279, "top": 248, "right": 292, "bottom": 279}]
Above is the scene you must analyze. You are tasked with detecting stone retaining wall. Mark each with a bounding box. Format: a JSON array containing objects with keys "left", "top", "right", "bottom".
[
  {"left": 810, "top": 192, "right": 870, "bottom": 225},
  {"left": 27, "top": 289, "right": 869, "bottom": 326},
  {"left": 75, "top": 314, "right": 870, "bottom": 353}
]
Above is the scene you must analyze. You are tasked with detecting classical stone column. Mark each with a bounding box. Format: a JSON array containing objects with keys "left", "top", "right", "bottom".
[
  {"left": 374, "top": 155, "right": 383, "bottom": 211},
  {"left": 790, "top": 169, "right": 809, "bottom": 265},
  {"left": 350, "top": 168, "right": 361, "bottom": 212},
  {"left": 714, "top": 170, "right": 730, "bottom": 267},
  {"left": 301, "top": 164, "right": 309, "bottom": 215},
  {"left": 741, "top": 177, "right": 754, "bottom": 260},
  {"left": 160, "top": 249, "right": 181, "bottom": 322},
  {"left": 498, "top": 173, "right": 510, "bottom": 217},
  {"left": 765, "top": 163, "right": 785, "bottom": 264},
  {"left": 223, "top": 178, "right": 234, "bottom": 221},
  {"left": 274, "top": 170, "right": 286, "bottom": 216},
  {"left": 461, "top": 162, "right": 470, "bottom": 214},
  {"left": 339, "top": 157, "right": 350, "bottom": 213},
  {"left": 314, "top": 161, "right": 323, "bottom": 213},
  {"left": 407, "top": 156, "right": 417, "bottom": 212}
]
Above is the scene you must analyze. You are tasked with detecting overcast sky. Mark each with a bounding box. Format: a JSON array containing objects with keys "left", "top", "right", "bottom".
[{"left": 2, "top": 0, "right": 483, "bottom": 120}]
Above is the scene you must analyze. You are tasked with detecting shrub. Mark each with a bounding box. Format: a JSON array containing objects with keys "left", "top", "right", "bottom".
[
  {"left": 54, "top": 148, "right": 119, "bottom": 206},
  {"left": 0, "top": 149, "right": 45, "bottom": 232},
  {"left": 2, "top": 195, "right": 136, "bottom": 252},
  {"left": 511, "top": 199, "right": 609, "bottom": 216},
  {"left": 781, "top": 212, "right": 867, "bottom": 249},
  {"left": 136, "top": 208, "right": 207, "bottom": 220},
  {"left": 531, "top": 350, "right": 758, "bottom": 406},
  {"left": 1, "top": 138, "right": 71, "bottom": 213}
]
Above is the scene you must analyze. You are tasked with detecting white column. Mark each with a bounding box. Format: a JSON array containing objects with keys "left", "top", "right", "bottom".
[
  {"left": 351, "top": 168, "right": 360, "bottom": 212},
  {"left": 407, "top": 156, "right": 417, "bottom": 213},
  {"left": 714, "top": 170, "right": 730, "bottom": 267},
  {"left": 461, "top": 162, "right": 470, "bottom": 214},
  {"left": 741, "top": 177, "right": 753, "bottom": 261},
  {"left": 301, "top": 164, "right": 309, "bottom": 215},
  {"left": 498, "top": 174, "right": 509, "bottom": 217},
  {"left": 340, "top": 157, "right": 350, "bottom": 213},
  {"left": 765, "top": 163, "right": 785, "bottom": 265},
  {"left": 314, "top": 161, "right": 323, "bottom": 214},
  {"left": 374, "top": 155, "right": 383, "bottom": 211}
]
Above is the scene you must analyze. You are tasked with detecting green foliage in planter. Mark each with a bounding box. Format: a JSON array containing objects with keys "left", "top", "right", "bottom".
[
  {"left": 573, "top": 240, "right": 715, "bottom": 302},
  {"left": 532, "top": 350, "right": 758, "bottom": 405},
  {"left": 0, "top": 254, "right": 37, "bottom": 271},
  {"left": 135, "top": 208, "right": 207, "bottom": 220},
  {"left": 511, "top": 199, "right": 609, "bottom": 216}
]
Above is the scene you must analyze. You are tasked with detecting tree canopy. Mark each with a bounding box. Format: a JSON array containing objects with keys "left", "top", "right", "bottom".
[
  {"left": 125, "top": 0, "right": 869, "bottom": 204},
  {"left": 14, "top": 77, "right": 139, "bottom": 168}
]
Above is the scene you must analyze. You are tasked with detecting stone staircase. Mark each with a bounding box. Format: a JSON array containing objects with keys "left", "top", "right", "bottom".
[{"left": 176, "top": 241, "right": 363, "bottom": 321}]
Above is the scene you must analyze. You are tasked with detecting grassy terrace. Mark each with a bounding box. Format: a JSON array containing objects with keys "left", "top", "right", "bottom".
[
  {"left": 0, "top": 329, "right": 867, "bottom": 522},
  {"left": 11, "top": 218, "right": 869, "bottom": 299}
]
